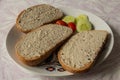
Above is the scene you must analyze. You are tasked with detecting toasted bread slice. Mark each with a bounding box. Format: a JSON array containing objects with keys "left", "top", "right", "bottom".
[
  {"left": 58, "top": 30, "right": 108, "bottom": 73},
  {"left": 15, "top": 24, "right": 72, "bottom": 66},
  {"left": 16, "top": 4, "right": 63, "bottom": 33}
]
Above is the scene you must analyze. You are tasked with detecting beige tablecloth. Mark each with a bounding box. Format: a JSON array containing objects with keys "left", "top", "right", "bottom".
[{"left": 0, "top": 0, "right": 120, "bottom": 80}]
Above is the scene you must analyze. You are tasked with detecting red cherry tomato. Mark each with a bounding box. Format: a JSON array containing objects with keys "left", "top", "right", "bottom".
[
  {"left": 56, "top": 20, "right": 67, "bottom": 26},
  {"left": 68, "top": 22, "right": 76, "bottom": 32}
]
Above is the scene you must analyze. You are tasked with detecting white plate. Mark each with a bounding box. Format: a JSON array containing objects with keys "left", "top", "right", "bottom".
[{"left": 6, "top": 6, "right": 114, "bottom": 76}]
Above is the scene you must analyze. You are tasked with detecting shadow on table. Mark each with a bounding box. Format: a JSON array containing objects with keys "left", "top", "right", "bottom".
[{"left": 39, "top": 25, "right": 120, "bottom": 79}]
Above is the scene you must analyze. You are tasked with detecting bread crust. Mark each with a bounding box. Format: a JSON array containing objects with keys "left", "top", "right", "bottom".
[
  {"left": 16, "top": 10, "right": 29, "bottom": 33},
  {"left": 58, "top": 49, "right": 93, "bottom": 73},
  {"left": 58, "top": 30, "right": 108, "bottom": 73},
  {"left": 16, "top": 42, "right": 55, "bottom": 66},
  {"left": 16, "top": 4, "right": 63, "bottom": 33}
]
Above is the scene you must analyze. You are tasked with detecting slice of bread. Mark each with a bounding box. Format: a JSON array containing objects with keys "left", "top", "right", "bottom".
[
  {"left": 15, "top": 24, "right": 72, "bottom": 66},
  {"left": 16, "top": 4, "right": 63, "bottom": 33},
  {"left": 58, "top": 30, "right": 108, "bottom": 73}
]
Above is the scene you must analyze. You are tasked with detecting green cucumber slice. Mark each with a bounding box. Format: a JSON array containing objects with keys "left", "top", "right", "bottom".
[
  {"left": 76, "top": 14, "right": 92, "bottom": 32},
  {"left": 76, "top": 14, "right": 89, "bottom": 21},
  {"left": 62, "top": 16, "right": 75, "bottom": 23},
  {"left": 76, "top": 20, "right": 92, "bottom": 32}
]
